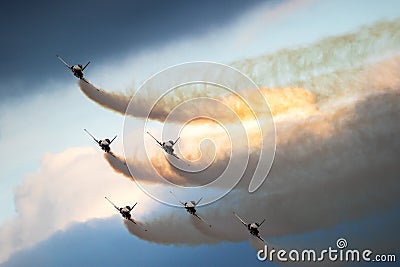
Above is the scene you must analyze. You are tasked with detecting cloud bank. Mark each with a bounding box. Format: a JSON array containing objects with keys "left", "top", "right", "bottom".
[{"left": 0, "top": 147, "right": 153, "bottom": 263}]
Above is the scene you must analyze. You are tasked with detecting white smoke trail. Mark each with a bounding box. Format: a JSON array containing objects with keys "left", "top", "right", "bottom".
[
  {"left": 233, "top": 18, "right": 400, "bottom": 96},
  {"left": 79, "top": 18, "right": 400, "bottom": 122},
  {"left": 104, "top": 56, "right": 400, "bottom": 189},
  {"left": 80, "top": 18, "right": 400, "bottom": 249},
  {"left": 103, "top": 89, "right": 400, "bottom": 248},
  {"left": 79, "top": 80, "right": 130, "bottom": 115}
]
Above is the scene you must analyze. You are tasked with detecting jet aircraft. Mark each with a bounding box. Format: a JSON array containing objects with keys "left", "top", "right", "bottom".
[
  {"left": 170, "top": 191, "right": 211, "bottom": 227},
  {"left": 57, "top": 55, "right": 90, "bottom": 82},
  {"left": 105, "top": 197, "right": 147, "bottom": 231},
  {"left": 233, "top": 212, "right": 265, "bottom": 242},
  {"left": 147, "top": 132, "right": 181, "bottom": 159},
  {"left": 84, "top": 129, "right": 117, "bottom": 155}
]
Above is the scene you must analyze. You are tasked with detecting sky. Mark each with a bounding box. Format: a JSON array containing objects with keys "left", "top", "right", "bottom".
[{"left": 0, "top": 0, "right": 400, "bottom": 266}]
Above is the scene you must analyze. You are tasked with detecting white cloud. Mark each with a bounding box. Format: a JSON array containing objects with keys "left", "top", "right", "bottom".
[
  {"left": 0, "top": 146, "right": 155, "bottom": 264},
  {"left": 0, "top": 80, "right": 125, "bottom": 223}
]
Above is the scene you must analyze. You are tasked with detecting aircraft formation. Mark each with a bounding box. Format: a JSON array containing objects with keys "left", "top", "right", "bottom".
[{"left": 57, "top": 55, "right": 267, "bottom": 244}]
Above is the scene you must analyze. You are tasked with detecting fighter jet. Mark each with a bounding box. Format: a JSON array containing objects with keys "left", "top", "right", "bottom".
[
  {"left": 170, "top": 191, "right": 211, "bottom": 227},
  {"left": 56, "top": 55, "right": 90, "bottom": 82},
  {"left": 105, "top": 197, "right": 147, "bottom": 231},
  {"left": 84, "top": 129, "right": 117, "bottom": 155},
  {"left": 233, "top": 212, "right": 265, "bottom": 242},
  {"left": 147, "top": 132, "right": 180, "bottom": 159}
]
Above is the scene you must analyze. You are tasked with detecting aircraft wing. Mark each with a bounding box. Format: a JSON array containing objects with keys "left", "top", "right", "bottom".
[
  {"left": 108, "top": 151, "right": 117, "bottom": 159},
  {"left": 256, "top": 234, "right": 266, "bottom": 243},
  {"left": 172, "top": 155, "right": 191, "bottom": 167},
  {"left": 195, "top": 197, "right": 203, "bottom": 206},
  {"left": 146, "top": 132, "right": 163, "bottom": 147},
  {"left": 56, "top": 55, "right": 71, "bottom": 69},
  {"left": 130, "top": 203, "right": 137, "bottom": 210},
  {"left": 170, "top": 152, "right": 180, "bottom": 160},
  {"left": 169, "top": 191, "right": 186, "bottom": 206},
  {"left": 80, "top": 77, "right": 90, "bottom": 84},
  {"left": 84, "top": 129, "right": 99, "bottom": 143},
  {"left": 109, "top": 135, "right": 117, "bottom": 144},
  {"left": 128, "top": 217, "right": 137, "bottom": 225},
  {"left": 173, "top": 137, "right": 180, "bottom": 145},
  {"left": 193, "top": 213, "right": 212, "bottom": 228},
  {"left": 169, "top": 152, "right": 191, "bottom": 166},
  {"left": 233, "top": 212, "right": 248, "bottom": 227},
  {"left": 105, "top": 197, "right": 120, "bottom": 212},
  {"left": 82, "top": 61, "right": 90, "bottom": 71}
]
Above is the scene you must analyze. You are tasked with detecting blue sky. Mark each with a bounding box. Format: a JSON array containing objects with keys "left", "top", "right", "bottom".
[{"left": 1, "top": 0, "right": 399, "bottom": 266}]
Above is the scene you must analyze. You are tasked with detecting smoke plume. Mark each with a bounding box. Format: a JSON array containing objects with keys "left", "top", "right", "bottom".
[
  {"left": 79, "top": 19, "right": 400, "bottom": 122},
  {"left": 81, "top": 19, "right": 400, "bottom": 250}
]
